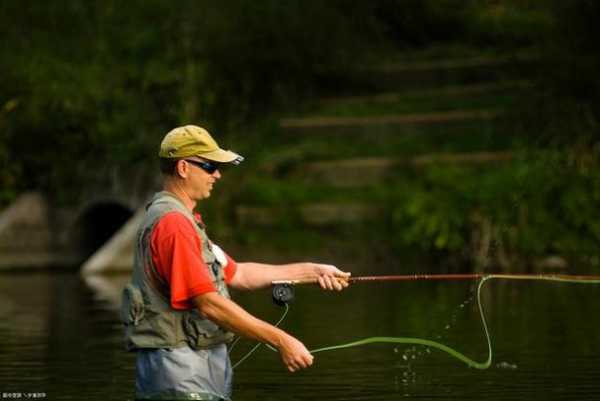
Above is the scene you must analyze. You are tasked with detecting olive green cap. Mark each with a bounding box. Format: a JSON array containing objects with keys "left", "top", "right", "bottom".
[{"left": 159, "top": 125, "right": 244, "bottom": 164}]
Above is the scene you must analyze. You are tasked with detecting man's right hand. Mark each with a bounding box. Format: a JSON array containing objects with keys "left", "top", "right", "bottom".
[{"left": 277, "top": 334, "right": 314, "bottom": 372}]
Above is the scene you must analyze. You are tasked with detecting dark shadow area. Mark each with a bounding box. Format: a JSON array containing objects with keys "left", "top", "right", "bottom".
[{"left": 72, "top": 203, "right": 133, "bottom": 264}]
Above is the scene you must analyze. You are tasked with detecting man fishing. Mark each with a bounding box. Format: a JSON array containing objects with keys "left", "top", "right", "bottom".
[{"left": 121, "top": 125, "right": 351, "bottom": 401}]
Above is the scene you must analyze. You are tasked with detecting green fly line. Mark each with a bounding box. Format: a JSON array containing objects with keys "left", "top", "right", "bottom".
[
  {"left": 233, "top": 274, "right": 600, "bottom": 370},
  {"left": 231, "top": 303, "right": 289, "bottom": 369}
]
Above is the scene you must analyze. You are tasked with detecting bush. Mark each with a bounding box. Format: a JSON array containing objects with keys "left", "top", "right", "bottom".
[{"left": 390, "top": 151, "right": 600, "bottom": 269}]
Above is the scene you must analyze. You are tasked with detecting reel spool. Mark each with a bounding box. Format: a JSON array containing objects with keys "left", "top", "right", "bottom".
[{"left": 272, "top": 283, "right": 295, "bottom": 306}]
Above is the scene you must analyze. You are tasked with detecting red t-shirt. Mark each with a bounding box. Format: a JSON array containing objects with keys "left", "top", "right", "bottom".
[{"left": 150, "top": 211, "right": 237, "bottom": 310}]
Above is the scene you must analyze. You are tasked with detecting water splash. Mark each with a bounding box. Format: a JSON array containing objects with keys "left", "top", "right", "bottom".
[{"left": 496, "top": 361, "right": 518, "bottom": 370}]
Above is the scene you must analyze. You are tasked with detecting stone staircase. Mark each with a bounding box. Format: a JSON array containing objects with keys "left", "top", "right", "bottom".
[{"left": 234, "top": 49, "right": 535, "bottom": 228}]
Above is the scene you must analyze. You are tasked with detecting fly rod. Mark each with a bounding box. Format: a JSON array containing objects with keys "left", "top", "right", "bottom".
[{"left": 271, "top": 273, "right": 600, "bottom": 305}]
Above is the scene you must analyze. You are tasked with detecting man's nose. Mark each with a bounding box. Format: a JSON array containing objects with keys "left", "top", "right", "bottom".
[{"left": 213, "top": 169, "right": 221, "bottom": 179}]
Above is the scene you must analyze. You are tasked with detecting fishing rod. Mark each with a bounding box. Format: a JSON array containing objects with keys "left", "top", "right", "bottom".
[{"left": 271, "top": 273, "right": 600, "bottom": 305}]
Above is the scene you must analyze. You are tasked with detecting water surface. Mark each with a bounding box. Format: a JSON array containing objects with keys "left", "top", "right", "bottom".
[{"left": 1, "top": 272, "right": 599, "bottom": 400}]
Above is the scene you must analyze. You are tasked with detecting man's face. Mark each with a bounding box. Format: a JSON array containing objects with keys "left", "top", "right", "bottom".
[{"left": 181, "top": 158, "right": 222, "bottom": 200}]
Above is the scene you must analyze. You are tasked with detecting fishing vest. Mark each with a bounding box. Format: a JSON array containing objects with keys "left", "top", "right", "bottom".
[{"left": 121, "top": 191, "right": 234, "bottom": 351}]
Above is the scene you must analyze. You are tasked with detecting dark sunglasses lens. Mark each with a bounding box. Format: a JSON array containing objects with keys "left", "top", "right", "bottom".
[
  {"left": 185, "top": 159, "right": 218, "bottom": 174},
  {"left": 202, "top": 162, "right": 218, "bottom": 174}
]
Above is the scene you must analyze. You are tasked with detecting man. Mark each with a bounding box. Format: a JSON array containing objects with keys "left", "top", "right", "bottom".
[{"left": 122, "top": 125, "right": 350, "bottom": 400}]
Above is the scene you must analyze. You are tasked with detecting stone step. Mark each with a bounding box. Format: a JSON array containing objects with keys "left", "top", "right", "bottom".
[
  {"left": 236, "top": 203, "right": 382, "bottom": 226},
  {"left": 317, "top": 80, "right": 532, "bottom": 106},
  {"left": 287, "top": 152, "right": 514, "bottom": 187},
  {"left": 280, "top": 109, "right": 501, "bottom": 136},
  {"left": 376, "top": 53, "right": 537, "bottom": 73},
  {"left": 326, "top": 52, "right": 538, "bottom": 94},
  {"left": 236, "top": 152, "right": 514, "bottom": 226}
]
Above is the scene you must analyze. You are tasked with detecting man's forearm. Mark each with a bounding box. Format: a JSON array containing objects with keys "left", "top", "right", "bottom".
[
  {"left": 194, "top": 292, "right": 315, "bottom": 372},
  {"left": 230, "top": 262, "right": 319, "bottom": 290},
  {"left": 193, "top": 292, "right": 285, "bottom": 347}
]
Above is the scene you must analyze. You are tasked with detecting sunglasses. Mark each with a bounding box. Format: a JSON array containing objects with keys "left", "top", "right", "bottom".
[{"left": 184, "top": 159, "right": 220, "bottom": 174}]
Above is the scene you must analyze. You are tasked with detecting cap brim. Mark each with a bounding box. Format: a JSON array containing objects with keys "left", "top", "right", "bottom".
[{"left": 199, "top": 149, "right": 244, "bottom": 165}]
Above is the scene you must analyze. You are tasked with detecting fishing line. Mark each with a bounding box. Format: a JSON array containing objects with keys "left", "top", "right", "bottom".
[
  {"left": 308, "top": 276, "right": 492, "bottom": 368},
  {"left": 234, "top": 273, "right": 600, "bottom": 370},
  {"left": 309, "top": 274, "right": 600, "bottom": 369},
  {"left": 231, "top": 303, "right": 289, "bottom": 369}
]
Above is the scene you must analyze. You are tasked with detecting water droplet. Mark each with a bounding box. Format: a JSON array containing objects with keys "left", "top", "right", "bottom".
[
  {"left": 496, "top": 361, "right": 518, "bottom": 370},
  {"left": 402, "top": 355, "right": 408, "bottom": 361}
]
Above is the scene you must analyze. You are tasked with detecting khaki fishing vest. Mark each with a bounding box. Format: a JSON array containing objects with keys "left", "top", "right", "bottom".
[{"left": 121, "top": 191, "right": 234, "bottom": 351}]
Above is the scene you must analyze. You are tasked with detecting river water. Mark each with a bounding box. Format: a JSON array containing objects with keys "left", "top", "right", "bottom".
[{"left": 1, "top": 272, "right": 599, "bottom": 400}]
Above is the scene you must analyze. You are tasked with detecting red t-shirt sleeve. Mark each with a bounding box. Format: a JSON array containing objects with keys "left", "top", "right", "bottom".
[
  {"left": 150, "top": 212, "right": 216, "bottom": 310},
  {"left": 224, "top": 253, "right": 237, "bottom": 283}
]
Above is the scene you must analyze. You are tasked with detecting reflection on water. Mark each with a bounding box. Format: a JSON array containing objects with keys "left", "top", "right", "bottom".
[
  {"left": 0, "top": 273, "right": 135, "bottom": 401},
  {"left": 0, "top": 271, "right": 599, "bottom": 400}
]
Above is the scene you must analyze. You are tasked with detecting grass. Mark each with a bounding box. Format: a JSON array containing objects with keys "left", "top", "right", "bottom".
[
  {"left": 290, "top": 79, "right": 533, "bottom": 118},
  {"left": 257, "top": 122, "right": 515, "bottom": 166},
  {"left": 233, "top": 160, "right": 513, "bottom": 208},
  {"left": 233, "top": 178, "right": 380, "bottom": 207}
]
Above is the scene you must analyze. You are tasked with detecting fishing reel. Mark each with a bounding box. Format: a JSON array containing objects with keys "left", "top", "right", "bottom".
[{"left": 272, "top": 283, "right": 295, "bottom": 307}]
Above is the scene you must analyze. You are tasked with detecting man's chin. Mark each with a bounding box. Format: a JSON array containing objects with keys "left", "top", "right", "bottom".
[{"left": 194, "top": 191, "right": 212, "bottom": 201}]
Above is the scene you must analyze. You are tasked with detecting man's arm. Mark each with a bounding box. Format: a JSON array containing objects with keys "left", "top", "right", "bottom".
[
  {"left": 193, "top": 292, "right": 313, "bottom": 372},
  {"left": 229, "top": 262, "right": 350, "bottom": 291}
]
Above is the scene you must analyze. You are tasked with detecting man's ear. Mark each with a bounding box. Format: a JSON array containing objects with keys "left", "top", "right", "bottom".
[{"left": 175, "top": 159, "right": 189, "bottom": 178}]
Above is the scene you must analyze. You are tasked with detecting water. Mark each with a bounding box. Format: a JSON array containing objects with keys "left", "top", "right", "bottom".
[{"left": 1, "top": 272, "right": 600, "bottom": 400}]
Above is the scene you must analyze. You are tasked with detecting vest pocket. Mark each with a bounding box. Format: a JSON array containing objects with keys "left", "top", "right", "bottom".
[
  {"left": 182, "top": 310, "right": 223, "bottom": 349},
  {"left": 121, "top": 284, "right": 145, "bottom": 326}
]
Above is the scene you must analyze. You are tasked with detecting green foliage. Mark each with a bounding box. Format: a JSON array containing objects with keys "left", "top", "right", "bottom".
[
  {"left": 198, "top": 1, "right": 379, "bottom": 123},
  {"left": 234, "top": 177, "right": 379, "bottom": 207},
  {"left": 510, "top": 0, "right": 600, "bottom": 148},
  {"left": 1, "top": 1, "right": 184, "bottom": 196},
  {"left": 0, "top": 0, "right": 576, "bottom": 198},
  {"left": 369, "top": 0, "right": 551, "bottom": 48},
  {"left": 228, "top": 145, "right": 600, "bottom": 265},
  {"left": 391, "top": 167, "right": 471, "bottom": 252},
  {"left": 1, "top": 0, "right": 598, "bottom": 269},
  {"left": 368, "top": 0, "right": 475, "bottom": 46},
  {"left": 466, "top": 1, "right": 552, "bottom": 47},
  {"left": 388, "top": 152, "right": 600, "bottom": 265},
  {"left": 0, "top": 1, "right": 381, "bottom": 198}
]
